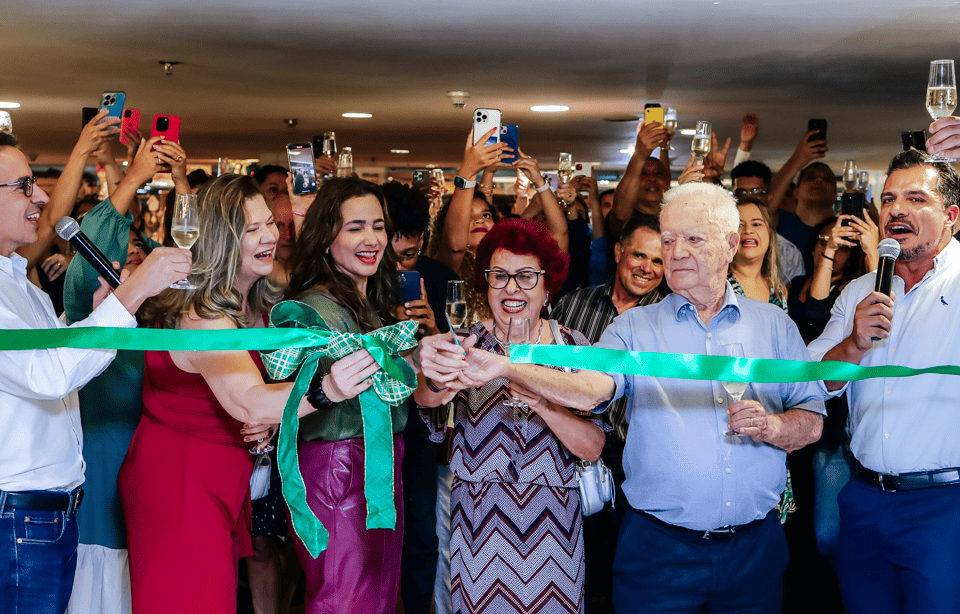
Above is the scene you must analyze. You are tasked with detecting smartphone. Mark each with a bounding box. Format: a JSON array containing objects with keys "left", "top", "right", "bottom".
[
  {"left": 312, "top": 135, "right": 325, "bottom": 157},
  {"left": 500, "top": 124, "right": 518, "bottom": 164},
  {"left": 286, "top": 143, "right": 317, "bottom": 194},
  {"left": 150, "top": 114, "right": 181, "bottom": 144},
  {"left": 644, "top": 103, "right": 664, "bottom": 125},
  {"left": 840, "top": 192, "right": 866, "bottom": 225},
  {"left": 397, "top": 270, "right": 421, "bottom": 303},
  {"left": 99, "top": 92, "right": 126, "bottom": 137},
  {"left": 473, "top": 108, "right": 501, "bottom": 146},
  {"left": 120, "top": 109, "right": 140, "bottom": 145},
  {"left": 901, "top": 130, "right": 927, "bottom": 152},
  {"left": 808, "top": 118, "right": 827, "bottom": 142},
  {"left": 573, "top": 162, "right": 593, "bottom": 178},
  {"left": 542, "top": 172, "right": 559, "bottom": 193},
  {"left": 81, "top": 106, "right": 98, "bottom": 128},
  {"left": 412, "top": 169, "right": 432, "bottom": 190}
]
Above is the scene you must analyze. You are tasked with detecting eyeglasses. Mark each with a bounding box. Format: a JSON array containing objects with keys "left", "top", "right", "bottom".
[
  {"left": 0, "top": 176, "right": 36, "bottom": 197},
  {"left": 484, "top": 269, "right": 545, "bottom": 290},
  {"left": 733, "top": 187, "right": 767, "bottom": 197}
]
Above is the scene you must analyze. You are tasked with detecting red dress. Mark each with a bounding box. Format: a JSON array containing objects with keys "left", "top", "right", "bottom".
[{"left": 119, "top": 350, "right": 264, "bottom": 614}]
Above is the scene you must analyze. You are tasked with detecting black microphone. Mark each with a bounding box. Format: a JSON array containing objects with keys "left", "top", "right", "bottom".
[
  {"left": 874, "top": 238, "right": 901, "bottom": 297},
  {"left": 55, "top": 216, "right": 122, "bottom": 288},
  {"left": 871, "top": 238, "right": 901, "bottom": 341}
]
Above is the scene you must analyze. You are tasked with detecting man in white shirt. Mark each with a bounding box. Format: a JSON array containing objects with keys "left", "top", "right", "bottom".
[
  {"left": 808, "top": 149, "right": 960, "bottom": 614},
  {"left": 0, "top": 135, "right": 191, "bottom": 614}
]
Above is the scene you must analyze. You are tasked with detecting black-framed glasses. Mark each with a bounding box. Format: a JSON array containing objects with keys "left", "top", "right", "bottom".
[
  {"left": 484, "top": 269, "right": 545, "bottom": 290},
  {"left": 0, "top": 176, "right": 36, "bottom": 197},
  {"left": 733, "top": 187, "right": 767, "bottom": 197}
]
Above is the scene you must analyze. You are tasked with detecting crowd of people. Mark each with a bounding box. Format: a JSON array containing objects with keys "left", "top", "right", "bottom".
[{"left": 1, "top": 107, "right": 960, "bottom": 614}]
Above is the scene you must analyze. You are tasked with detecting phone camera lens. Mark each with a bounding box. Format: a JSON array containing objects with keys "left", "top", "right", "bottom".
[{"left": 157, "top": 117, "right": 169, "bottom": 130}]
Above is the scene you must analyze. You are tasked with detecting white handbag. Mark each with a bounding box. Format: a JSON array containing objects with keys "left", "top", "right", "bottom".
[
  {"left": 547, "top": 319, "right": 616, "bottom": 517},
  {"left": 250, "top": 454, "right": 272, "bottom": 501}
]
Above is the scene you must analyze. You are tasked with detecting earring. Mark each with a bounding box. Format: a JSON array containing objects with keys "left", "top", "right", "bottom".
[{"left": 544, "top": 291, "right": 550, "bottom": 304}]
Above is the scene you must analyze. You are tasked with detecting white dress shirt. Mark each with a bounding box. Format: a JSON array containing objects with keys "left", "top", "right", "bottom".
[
  {"left": 808, "top": 239, "right": 960, "bottom": 474},
  {"left": 0, "top": 252, "right": 135, "bottom": 492}
]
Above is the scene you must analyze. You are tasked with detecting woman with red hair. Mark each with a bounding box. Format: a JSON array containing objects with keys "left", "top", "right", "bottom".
[{"left": 416, "top": 218, "right": 605, "bottom": 614}]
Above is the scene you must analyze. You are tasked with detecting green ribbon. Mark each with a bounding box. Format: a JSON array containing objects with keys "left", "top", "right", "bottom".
[
  {"left": 260, "top": 301, "right": 418, "bottom": 558},
  {"left": 509, "top": 345, "right": 960, "bottom": 382}
]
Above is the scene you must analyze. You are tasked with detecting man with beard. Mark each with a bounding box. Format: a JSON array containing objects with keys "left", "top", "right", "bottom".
[{"left": 809, "top": 150, "right": 960, "bottom": 614}]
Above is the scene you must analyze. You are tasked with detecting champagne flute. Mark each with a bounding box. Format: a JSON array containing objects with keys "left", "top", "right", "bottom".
[
  {"left": 691, "top": 120, "right": 711, "bottom": 168},
  {"left": 321, "top": 131, "right": 337, "bottom": 179},
  {"left": 169, "top": 193, "right": 199, "bottom": 290},
  {"left": 663, "top": 107, "right": 678, "bottom": 151},
  {"left": 719, "top": 343, "right": 750, "bottom": 437},
  {"left": 843, "top": 160, "right": 857, "bottom": 191},
  {"left": 927, "top": 59, "right": 957, "bottom": 162},
  {"left": 856, "top": 170, "right": 870, "bottom": 192},
  {"left": 558, "top": 153, "right": 573, "bottom": 206},
  {"left": 337, "top": 147, "right": 354, "bottom": 178},
  {"left": 445, "top": 280, "right": 466, "bottom": 333},
  {"left": 504, "top": 317, "right": 531, "bottom": 409}
]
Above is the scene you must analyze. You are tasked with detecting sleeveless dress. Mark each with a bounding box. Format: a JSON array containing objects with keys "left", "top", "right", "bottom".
[{"left": 118, "top": 350, "right": 264, "bottom": 614}]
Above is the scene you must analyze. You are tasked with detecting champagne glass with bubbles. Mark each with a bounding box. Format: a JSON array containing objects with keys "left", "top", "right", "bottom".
[
  {"left": 843, "top": 161, "right": 857, "bottom": 191},
  {"left": 504, "top": 317, "right": 531, "bottom": 409},
  {"left": 691, "top": 121, "right": 711, "bottom": 169},
  {"left": 169, "top": 193, "right": 199, "bottom": 290},
  {"left": 664, "top": 107, "right": 678, "bottom": 151},
  {"left": 445, "top": 280, "right": 466, "bottom": 332},
  {"left": 927, "top": 59, "right": 957, "bottom": 162},
  {"left": 558, "top": 153, "right": 573, "bottom": 206},
  {"left": 719, "top": 343, "right": 750, "bottom": 437}
]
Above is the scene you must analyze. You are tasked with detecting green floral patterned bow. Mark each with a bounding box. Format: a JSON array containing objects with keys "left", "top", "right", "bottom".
[{"left": 261, "top": 300, "right": 418, "bottom": 558}]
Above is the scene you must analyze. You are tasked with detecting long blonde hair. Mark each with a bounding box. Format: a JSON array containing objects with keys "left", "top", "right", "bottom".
[
  {"left": 734, "top": 198, "right": 786, "bottom": 304},
  {"left": 139, "top": 174, "right": 284, "bottom": 329}
]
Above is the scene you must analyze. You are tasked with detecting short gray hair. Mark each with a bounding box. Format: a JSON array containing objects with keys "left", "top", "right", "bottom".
[{"left": 661, "top": 182, "right": 740, "bottom": 236}]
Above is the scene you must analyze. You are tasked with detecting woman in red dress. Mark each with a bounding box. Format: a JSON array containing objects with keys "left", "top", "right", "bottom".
[{"left": 118, "top": 174, "right": 319, "bottom": 614}]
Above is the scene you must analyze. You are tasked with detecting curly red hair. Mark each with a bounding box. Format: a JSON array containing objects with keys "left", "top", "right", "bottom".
[{"left": 473, "top": 218, "right": 569, "bottom": 296}]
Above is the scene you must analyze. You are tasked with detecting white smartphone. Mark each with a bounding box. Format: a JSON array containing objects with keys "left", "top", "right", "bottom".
[
  {"left": 473, "top": 108, "right": 501, "bottom": 146},
  {"left": 573, "top": 162, "right": 593, "bottom": 178}
]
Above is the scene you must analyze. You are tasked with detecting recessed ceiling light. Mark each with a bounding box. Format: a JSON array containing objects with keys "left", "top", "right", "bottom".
[
  {"left": 342, "top": 112, "right": 372, "bottom": 118},
  {"left": 390, "top": 149, "right": 410, "bottom": 154},
  {"left": 531, "top": 105, "right": 570, "bottom": 113},
  {"left": 679, "top": 128, "right": 697, "bottom": 136},
  {"left": 620, "top": 147, "right": 635, "bottom": 154},
  {"left": 0, "top": 102, "right": 21, "bottom": 109}
]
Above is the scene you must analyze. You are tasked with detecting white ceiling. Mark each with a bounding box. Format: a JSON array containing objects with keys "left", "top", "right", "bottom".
[{"left": 4, "top": 0, "right": 960, "bottom": 172}]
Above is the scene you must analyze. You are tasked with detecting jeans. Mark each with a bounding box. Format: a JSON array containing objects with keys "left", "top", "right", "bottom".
[
  {"left": 433, "top": 465, "right": 454, "bottom": 614},
  {"left": 837, "top": 478, "right": 960, "bottom": 614},
  {"left": 0, "top": 491, "right": 80, "bottom": 614}
]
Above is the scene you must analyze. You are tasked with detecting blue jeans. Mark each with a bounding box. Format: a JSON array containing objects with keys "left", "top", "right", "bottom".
[
  {"left": 838, "top": 477, "right": 960, "bottom": 614},
  {"left": 0, "top": 491, "right": 80, "bottom": 614}
]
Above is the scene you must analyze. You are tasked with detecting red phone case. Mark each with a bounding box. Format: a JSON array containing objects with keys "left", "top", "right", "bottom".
[
  {"left": 150, "top": 114, "right": 181, "bottom": 147},
  {"left": 120, "top": 109, "right": 140, "bottom": 145}
]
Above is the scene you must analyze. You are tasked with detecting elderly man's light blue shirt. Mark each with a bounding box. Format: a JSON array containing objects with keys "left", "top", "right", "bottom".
[{"left": 594, "top": 283, "right": 826, "bottom": 531}]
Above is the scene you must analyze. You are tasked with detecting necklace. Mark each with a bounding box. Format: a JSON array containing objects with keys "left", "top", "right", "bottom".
[{"left": 492, "top": 319, "right": 543, "bottom": 352}]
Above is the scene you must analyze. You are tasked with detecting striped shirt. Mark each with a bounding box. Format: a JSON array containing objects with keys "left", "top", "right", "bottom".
[{"left": 552, "top": 280, "right": 664, "bottom": 440}]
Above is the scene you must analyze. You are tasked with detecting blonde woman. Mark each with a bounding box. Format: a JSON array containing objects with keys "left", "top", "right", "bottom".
[
  {"left": 119, "top": 174, "right": 317, "bottom": 614},
  {"left": 729, "top": 196, "right": 788, "bottom": 310}
]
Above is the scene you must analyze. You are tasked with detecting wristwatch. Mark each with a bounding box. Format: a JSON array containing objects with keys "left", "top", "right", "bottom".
[{"left": 454, "top": 175, "right": 477, "bottom": 189}]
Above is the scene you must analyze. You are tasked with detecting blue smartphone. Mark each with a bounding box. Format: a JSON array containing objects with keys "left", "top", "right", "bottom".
[
  {"left": 398, "top": 270, "right": 421, "bottom": 303},
  {"left": 500, "top": 124, "right": 518, "bottom": 164},
  {"left": 99, "top": 92, "right": 126, "bottom": 122}
]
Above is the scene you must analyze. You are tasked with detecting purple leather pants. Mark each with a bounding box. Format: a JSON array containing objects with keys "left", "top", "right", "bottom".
[{"left": 290, "top": 435, "right": 404, "bottom": 614}]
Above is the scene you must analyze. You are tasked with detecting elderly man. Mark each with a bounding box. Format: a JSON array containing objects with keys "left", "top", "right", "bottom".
[
  {"left": 808, "top": 150, "right": 960, "bottom": 614},
  {"left": 0, "top": 134, "right": 190, "bottom": 614},
  {"left": 421, "top": 182, "right": 825, "bottom": 613},
  {"left": 552, "top": 211, "right": 665, "bottom": 610}
]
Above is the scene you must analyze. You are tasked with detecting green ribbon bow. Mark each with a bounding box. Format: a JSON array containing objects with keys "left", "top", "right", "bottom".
[{"left": 260, "top": 301, "right": 418, "bottom": 558}]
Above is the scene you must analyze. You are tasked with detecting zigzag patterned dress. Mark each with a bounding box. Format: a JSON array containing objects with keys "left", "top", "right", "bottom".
[{"left": 426, "top": 323, "right": 601, "bottom": 614}]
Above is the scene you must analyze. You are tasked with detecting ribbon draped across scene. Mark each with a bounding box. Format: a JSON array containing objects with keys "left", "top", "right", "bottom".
[
  {"left": 260, "top": 301, "right": 418, "bottom": 558},
  {"left": 6, "top": 322, "right": 960, "bottom": 555}
]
